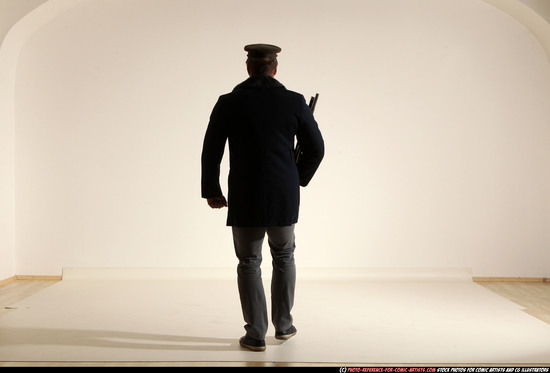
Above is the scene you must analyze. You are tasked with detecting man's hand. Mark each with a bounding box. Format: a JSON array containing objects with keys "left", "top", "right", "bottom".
[{"left": 207, "top": 196, "right": 228, "bottom": 209}]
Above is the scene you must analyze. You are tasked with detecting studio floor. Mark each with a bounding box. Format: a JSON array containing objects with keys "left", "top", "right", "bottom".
[{"left": 1, "top": 268, "right": 549, "bottom": 367}]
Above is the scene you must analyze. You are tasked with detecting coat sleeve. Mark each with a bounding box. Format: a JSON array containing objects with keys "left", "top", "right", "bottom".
[
  {"left": 296, "top": 96, "right": 325, "bottom": 187},
  {"left": 201, "top": 97, "right": 228, "bottom": 198}
]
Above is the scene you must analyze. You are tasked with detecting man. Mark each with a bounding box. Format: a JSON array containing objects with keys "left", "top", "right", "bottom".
[{"left": 201, "top": 44, "right": 324, "bottom": 352}]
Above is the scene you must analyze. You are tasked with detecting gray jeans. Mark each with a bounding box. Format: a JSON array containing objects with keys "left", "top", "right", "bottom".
[{"left": 232, "top": 225, "right": 296, "bottom": 340}]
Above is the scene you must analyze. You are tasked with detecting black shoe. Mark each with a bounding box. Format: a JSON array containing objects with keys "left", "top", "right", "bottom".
[
  {"left": 275, "top": 325, "right": 297, "bottom": 340},
  {"left": 239, "top": 335, "right": 266, "bottom": 352}
]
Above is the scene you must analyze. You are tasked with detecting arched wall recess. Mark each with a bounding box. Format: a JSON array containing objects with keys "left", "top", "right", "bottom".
[
  {"left": 483, "top": 0, "right": 550, "bottom": 63},
  {"left": 0, "top": 0, "right": 86, "bottom": 280},
  {"left": 1, "top": 0, "right": 550, "bottom": 279}
]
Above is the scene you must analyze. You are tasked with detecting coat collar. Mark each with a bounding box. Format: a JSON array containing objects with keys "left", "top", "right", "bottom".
[{"left": 233, "top": 76, "right": 285, "bottom": 91}]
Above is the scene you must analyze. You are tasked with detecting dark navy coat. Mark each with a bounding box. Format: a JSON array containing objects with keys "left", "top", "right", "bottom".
[{"left": 201, "top": 76, "right": 324, "bottom": 227}]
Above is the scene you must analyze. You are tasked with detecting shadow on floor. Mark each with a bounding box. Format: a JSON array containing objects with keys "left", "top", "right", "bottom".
[{"left": 0, "top": 327, "right": 285, "bottom": 352}]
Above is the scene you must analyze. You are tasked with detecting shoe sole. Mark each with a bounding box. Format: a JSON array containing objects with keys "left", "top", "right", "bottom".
[
  {"left": 275, "top": 331, "right": 297, "bottom": 340},
  {"left": 239, "top": 341, "right": 266, "bottom": 352}
]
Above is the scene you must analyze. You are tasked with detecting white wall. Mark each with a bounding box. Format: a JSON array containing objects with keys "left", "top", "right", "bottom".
[
  {"left": 0, "top": 37, "right": 15, "bottom": 279},
  {"left": 0, "top": 0, "right": 54, "bottom": 280},
  {"left": 6, "top": 0, "right": 550, "bottom": 277}
]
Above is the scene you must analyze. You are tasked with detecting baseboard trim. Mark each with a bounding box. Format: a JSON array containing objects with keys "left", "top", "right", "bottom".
[
  {"left": 0, "top": 276, "right": 16, "bottom": 286},
  {"left": 473, "top": 277, "right": 550, "bottom": 283},
  {"left": 3, "top": 273, "right": 548, "bottom": 283},
  {"left": 61, "top": 267, "right": 475, "bottom": 282},
  {"left": 14, "top": 275, "right": 63, "bottom": 281}
]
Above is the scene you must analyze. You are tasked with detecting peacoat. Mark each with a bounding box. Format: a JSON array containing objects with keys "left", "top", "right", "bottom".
[{"left": 201, "top": 76, "right": 324, "bottom": 227}]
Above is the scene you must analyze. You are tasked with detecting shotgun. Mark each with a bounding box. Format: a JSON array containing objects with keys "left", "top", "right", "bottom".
[{"left": 295, "top": 93, "right": 319, "bottom": 163}]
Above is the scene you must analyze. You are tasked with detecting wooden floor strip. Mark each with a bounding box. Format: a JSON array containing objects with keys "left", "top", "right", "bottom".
[{"left": 473, "top": 277, "right": 549, "bottom": 282}]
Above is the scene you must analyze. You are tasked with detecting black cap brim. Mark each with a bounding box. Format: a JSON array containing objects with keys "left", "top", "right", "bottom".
[{"left": 245, "top": 44, "right": 281, "bottom": 58}]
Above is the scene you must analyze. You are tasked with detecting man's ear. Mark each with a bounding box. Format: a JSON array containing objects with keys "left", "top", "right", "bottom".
[{"left": 273, "top": 66, "right": 277, "bottom": 76}]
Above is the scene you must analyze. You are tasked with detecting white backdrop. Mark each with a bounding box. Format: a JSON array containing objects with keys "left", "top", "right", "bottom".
[{"left": 5, "top": 0, "right": 550, "bottom": 277}]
